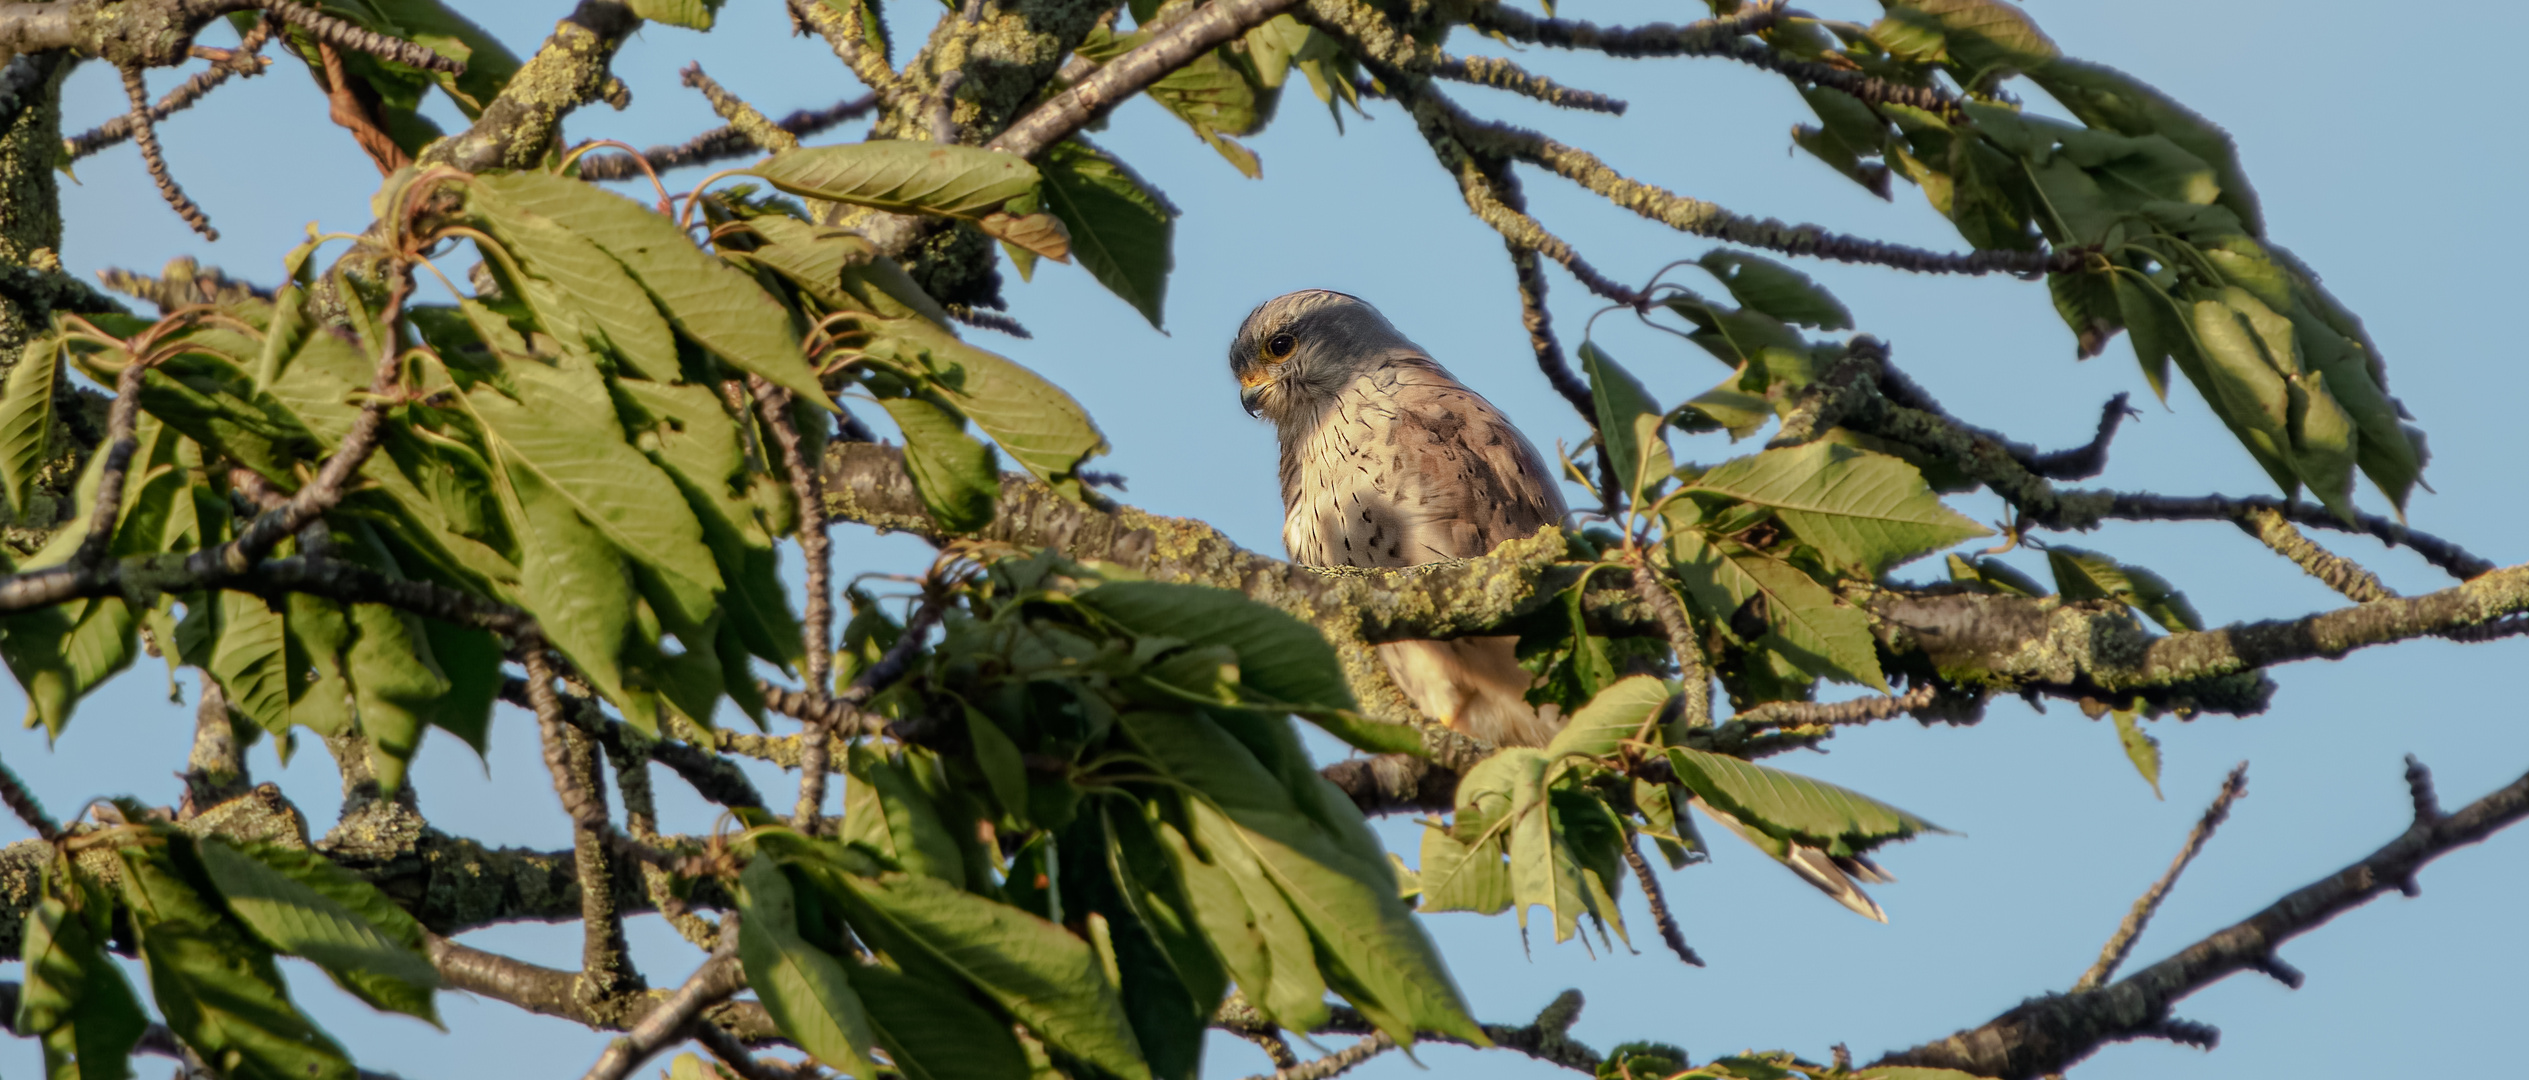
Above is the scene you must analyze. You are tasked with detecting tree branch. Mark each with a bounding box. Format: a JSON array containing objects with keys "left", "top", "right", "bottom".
[
  {"left": 989, "top": 0, "right": 1302, "bottom": 159},
  {"left": 1434, "top": 54, "right": 1625, "bottom": 115},
  {"left": 418, "top": 0, "right": 638, "bottom": 173},
  {"left": 427, "top": 934, "right": 780, "bottom": 1044},
  {"left": 580, "top": 921, "right": 746, "bottom": 1080},
  {"left": 2073, "top": 763, "right": 2248, "bottom": 992},
  {"left": 577, "top": 95, "right": 875, "bottom": 181},
  {"left": 1876, "top": 756, "right": 2529, "bottom": 1078}
]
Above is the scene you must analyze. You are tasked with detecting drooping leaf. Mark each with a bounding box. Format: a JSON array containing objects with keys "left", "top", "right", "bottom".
[
  {"left": 1697, "top": 251, "right": 1854, "bottom": 331},
  {"left": 859, "top": 316, "right": 1108, "bottom": 498},
  {"left": 745, "top": 142, "right": 1041, "bottom": 220},
  {"left": 736, "top": 858, "right": 883, "bottom": 1079},
  {"left": 838, "top": 867, "right": 1153, "bottom": 1080},
  {"left": 118, "top": 844, "right": 356, "bottom": 1080},
  {"left": 1945, "top": 553, "right": 2043, "bottom": 597},
  {"left": 1543, "top": 675, "right": 1671, "bottom": 760},
  {"left": 1691, "top": 442, "right": 1990, "bottom": 578},
  {"left": 469, "top": 198, "right": 680, "bottom": 381},
  {"left": 0, "top": 330, "right": 60, "bottom": 514},
  {"left": 1580, "top": 340, "right": 1670, "bottom": 505},
  {"left": 196, "top": 840, "right": 439, "bottom": 1023},
  {"left": 18, "top": 869, "right": 148, "bottom": 1080},
  {"left": 1040, "top": 139, "right": 1176, "bottom": 328},
  {"left": 842, "top": 744, "right": 967, "bottom": 887},
  {"left": 2111, "top": 711, "right": 2163, "bottom": 799},
  {"left": 2044, "top": 546, "right": 2201, "bottom": 632},
  {"left": 1665, "top": 747, "right": 1943, "bottom": 857},
  {"left": 881, "top": 394, "right": 1001, "bottom": 534},
  {"left": 470, "top": 172, "right": 831, "bottom": 405},
  {"left": 1073, "top": 581, "right": 1412, "bottom": 752}
]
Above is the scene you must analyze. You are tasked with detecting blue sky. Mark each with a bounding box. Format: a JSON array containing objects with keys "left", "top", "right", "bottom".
[{"left": 5, "top": 1, "right": 2525, "bottom": 1077}]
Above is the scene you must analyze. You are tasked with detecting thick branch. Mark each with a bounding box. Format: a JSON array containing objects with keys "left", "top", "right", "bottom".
[
  {"left": 1467, "top": 0, "right": 1786, "bottom": 58},
  {"left": 418, "top": 0, "right": 638, "bottom": 173},
  {"left": 1876, "top": 757, "right": 2529, "bottom": 1078}
]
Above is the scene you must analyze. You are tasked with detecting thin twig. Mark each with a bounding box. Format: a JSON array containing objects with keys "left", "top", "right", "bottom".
[
  {"left": 117, "top": 64, "right": 216, "bottom": 239},
  {"left": 1623, "top": 549, "right": 1711, "bottom": 730},
  {"left": 1435, "top": 54, "right": 1626, "bottom": 114},
  {"left": 749, "top": 378, "right": 838, "bottom": 831},
  {"left": 2234, "top": 507, "right": 2398, "bottom": 604},
  {"left": 1622, "top": 834, "right": 1703, "bottom": 966},
  {"left": 1469, "top": 0, "right": 1788, "bottom": 58},
  {"left": 785, "top": 0, "right": 900, "bottom": 103},
  {"left": 225, "top": 0, "right": 464, "bottom": 72},
  {"left": 2073, "top": 763, "right": 2249, "bottom": 992},
  {"left": 72, "top": 359, "right": 152, "bottom": 571},
  {"left": 66, "top": 14, "right": 274, "bottom": 160},
  {"left": 1240, "top": 1033, "right": 1396, "bottom": 1080},
  {"left": 579, "top": 920, "right": 746, "bottom": 1080},
  {"left": 681, "top": 63, "right": 802, "bottom": 154},
  {"left": 2024, "top": 394, "right": 2138, "bottom": 480},
  {"left": 1878, "top": 756, "right": 2529, "bottom": 1078},
  {"left": 0, "top": 753, "right": 59, "bottom": 841},
  {"left": 577, "top": 95, "right": 875, "bottom": 180},
  {"left": 758, "top": 596, "right": 945, "bottom": 736}
]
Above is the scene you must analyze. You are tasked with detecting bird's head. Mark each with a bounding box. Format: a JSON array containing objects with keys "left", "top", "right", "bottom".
[{"left": 1227, "top": 290, "right": 1418, "bottom": 424}]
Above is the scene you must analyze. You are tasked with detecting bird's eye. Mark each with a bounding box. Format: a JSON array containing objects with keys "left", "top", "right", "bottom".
[{"left": 1264, "top": 332, "right": 1297, "bottom": 361}]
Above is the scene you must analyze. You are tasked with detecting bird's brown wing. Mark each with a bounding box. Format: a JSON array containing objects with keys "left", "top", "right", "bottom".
[{"left": 1375, "top": 359, "right": 1568, "bottom": 563}]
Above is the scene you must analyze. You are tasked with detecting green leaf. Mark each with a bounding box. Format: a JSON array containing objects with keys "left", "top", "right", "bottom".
[
  {"left": 1041, "top": 140, "right": 1176, "bottom": 328},
  {"left": 2188, "top": 289, "right": 2300, "bottom": 494},
  {"left": 343, "top": 601, "right": 448, "bottom": 794},
  {"left": 1416, "top": 823, "right": 1511, "bottom": 916},
  {"left": 469, "top": 360, "right": 723, "bottom": 626},
  {"left": 1664, "top": 747, "right": 1943, "bottom": 857},
  {"left": 2030, "top": 58, "right": 2264, "bottom": 237},
  {"left": 860, "top": 317, "right": 1108, "bottom": 498},
  {"left": 839, "top": 868, "right": 1152, "bottom": 1080},
  {"left": 1945, "top": 553, "right": 2043, "bottom": 596},
  {"left": 1148, "top": 806, "right": 1321, "bottom": 1032},
  {"left": 1697, "top": 251, "right": 1854, "bottom": 331},
  {"left": 850, "top": 961, "right": 1033, "bottom": 1080},
  {"left": 1877, "top": 0, "right": 2059, "bottom": 83},
  {"left": 18, "top": 870, "right": 147, "bottom": 1080},
  {"left": 1691, "top": 442, "right": 1990, "bottom": 578},
  {"left": 0, "top": 329, "right": 59, "bottom": 514},
  {"left": 470, "top": 172, "right": 831, "bottom": 405},
  {"left": 881, "top": 393, "right": 1000, "bottom": 534},
  {"left": 196, "top": 840, "right": 439, "bottom": 1023},
  {"left": 2044, "top": 546, "right": 2201, "bottom": 632},
  {"left": 1543, "top": 675, "right": 1671, "bottom": 760},
  {"left": 469, "top": 198, "right": 680, "bottom": 381},
  {"left": 491, "top": 456, "right": 645, "bottom": 728},
  {"left": 746, "top": 142, "right": 1041, "bottom": 219},
  {"left": 629, "top": 0, "right": 722, "bottom": 28},
  {"left": 2111, "top": 711, "right": 2163, "bottom": 799},
  {"left": 738, "top": 215, "right": 953, "bottom": 325},
  {"left": 737, "top": 858, "right": 883, "bottom": 1079},
  {"left": 1118, "top": 711, "right": 1482, "bottom": 1047},
  {"left": 118, "top": 844, "right": 355, "bottom": 1080},
  {"left": 611, "top": 377, "right": 802, "bottom": 668},
  {"left": 1074, "top": 581, "right": 1408, "bottom": 749},
  {"left": 842, "top": 744, "right": 968, "bottom": 887},
  {"left": 1580, "top": 340, "right": 1669, "bottom": 506},
  {"left": 1668, "top": 532, "right": 1887, "bottom": 690}
]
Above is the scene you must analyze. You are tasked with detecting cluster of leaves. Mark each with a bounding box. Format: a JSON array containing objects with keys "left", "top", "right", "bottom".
[
  {"left": 17, "top": 804, "right": 438, "bottom": 1080},
  {"left": 1770, "top": 0, "right": 2426, "bottom": 518},
  {"left": 0, "top": 142, "right": 1114, "bottom": 787},
  {"left": 731, "top": 553, "right": 1482, "bottom": 1079}
]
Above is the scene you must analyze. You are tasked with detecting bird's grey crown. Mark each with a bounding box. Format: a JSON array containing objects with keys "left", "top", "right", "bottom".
[{"left": 1226, "top": 289, "right": 1415, "bottom": 377}]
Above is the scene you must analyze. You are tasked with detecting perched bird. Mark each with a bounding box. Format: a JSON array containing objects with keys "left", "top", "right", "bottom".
[
  {"left": 1228, "top": 289, "right": 1567, "bottom": 747},
  {"left": 1228, "top": 289, "right": 1896, "bottom": 923}
]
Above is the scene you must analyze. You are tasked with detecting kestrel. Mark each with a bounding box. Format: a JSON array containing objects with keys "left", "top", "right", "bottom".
[
  {"left": 1229, "top": 290, "right": 1567, "bottom": 747},
  {"left": 1228, "top": 289, "right": 1896, "bottom": 922}
]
